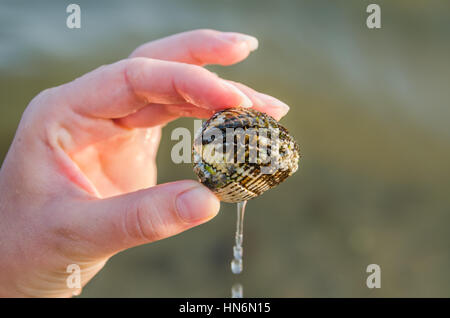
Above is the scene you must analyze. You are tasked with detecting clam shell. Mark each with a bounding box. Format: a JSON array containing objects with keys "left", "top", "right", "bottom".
[{"left": 192, "top": 108, "right": 300, "bottom": 203}]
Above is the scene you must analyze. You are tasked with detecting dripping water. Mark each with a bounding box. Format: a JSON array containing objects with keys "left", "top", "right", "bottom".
[
  {"left": 231, "top": 283, "right": 243, "bottom": 298},
  {"left": 230, "top": 200, "right": 247, "bottom": 298},
  {"left": 231, "top": 200, "right": 246, "bottom": 274}
]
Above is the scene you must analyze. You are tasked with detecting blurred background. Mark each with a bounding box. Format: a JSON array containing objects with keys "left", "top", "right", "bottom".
[{"left": 1, "top": 0, "right": 450, "bottom": 297}]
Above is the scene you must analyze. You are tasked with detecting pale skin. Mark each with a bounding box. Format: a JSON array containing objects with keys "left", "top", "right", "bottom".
[{"left": 0, "top": 29, "right": 289, "bottom": 297}]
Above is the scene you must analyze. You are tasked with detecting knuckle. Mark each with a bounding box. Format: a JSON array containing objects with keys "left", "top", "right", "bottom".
[
  {"left": 17, "top": 87, "right": 61, "bottom": 146},
  {"left": 124, "top": 57, "right": 154, "bottom": 83},
  {"left": 184, "top": 63, "right": 211, "bottom": 77},
  {"left": 126, "top": 56, "right": 153, "bottom": 70},
  {"left": 22, "top": 87, "right": 56, "bottom": 123}
]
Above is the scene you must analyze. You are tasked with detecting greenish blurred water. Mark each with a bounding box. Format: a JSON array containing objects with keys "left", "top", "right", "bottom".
[{"left": 1, "top": 0, "right": 450, "bottom": 297}]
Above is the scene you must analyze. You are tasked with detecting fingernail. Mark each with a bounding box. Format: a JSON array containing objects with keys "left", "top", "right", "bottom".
[
  {"left": 220, "top": 33, "right": 259, "bottom": 51},
  {"left": 176, "top": 186, "right": 220, "bottom": 223},
  {"left": 273, "top": 99, "right": 290, "bottom": 114},
  {"left": 262, "top": 93, "right": 290, "bottom": 115},
  {"left": 221, "top": 81, "right": 253, "bottom": 108}
]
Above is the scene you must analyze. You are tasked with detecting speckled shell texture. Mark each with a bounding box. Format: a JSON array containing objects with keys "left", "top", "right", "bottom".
[{"left": 193, "top": 108, "right": 300, "bottom": 203}]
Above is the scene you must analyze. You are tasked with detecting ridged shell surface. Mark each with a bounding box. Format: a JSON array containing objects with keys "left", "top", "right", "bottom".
[{"left": 192, "top": 108, "right": 300, "bottom": 203}]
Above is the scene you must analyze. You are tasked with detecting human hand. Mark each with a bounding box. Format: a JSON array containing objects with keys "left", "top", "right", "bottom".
[{"left": 0, "top": 29, "right": 289, "bottom": 297}]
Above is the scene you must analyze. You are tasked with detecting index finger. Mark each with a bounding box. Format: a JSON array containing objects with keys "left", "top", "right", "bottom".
[{"left": 61, "top": 57, "right": 253, "bottom": 119}]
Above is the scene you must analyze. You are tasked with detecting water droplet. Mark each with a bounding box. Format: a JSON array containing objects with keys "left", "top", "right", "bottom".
[
  {"left": 231, "top": 259, "right": 242, "bottom": 274},
  {"left": 230, "top": 201, "right": 247, "bottom": 297},
  {"left": 230, "top": 201, "right": 246, "bottom": 275},
  {"left": 233, "top": 245, "right": 243, "bottom": 259},
  {"left": 231, "top": 283, "right": 243, "bottom": 298}
]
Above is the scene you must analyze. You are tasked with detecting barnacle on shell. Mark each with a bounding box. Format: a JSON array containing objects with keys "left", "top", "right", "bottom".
[{"left": 192, "top": 108, "right": 301, "bottom": 203}]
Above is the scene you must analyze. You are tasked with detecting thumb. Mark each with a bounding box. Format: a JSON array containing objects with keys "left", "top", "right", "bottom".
[{"left": 71, "top": 180, "right": 220, "bottom": 256}]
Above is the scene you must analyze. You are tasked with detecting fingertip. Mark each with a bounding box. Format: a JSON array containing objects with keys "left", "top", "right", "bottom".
[
  {"left": 206, "top": 32, "right": 258, "bottom": 66},
  {"left": 225, "top": 81, "right": 291, "bottom": 120},
  {"left": 219, "top": 32, "right": 259, "bottom": 52},
  {"left": 256, "top": 105, "right": 289, "bottom": 121},
  {"left": 264, "top": 97, "right": 290, "bottom": 120}
]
